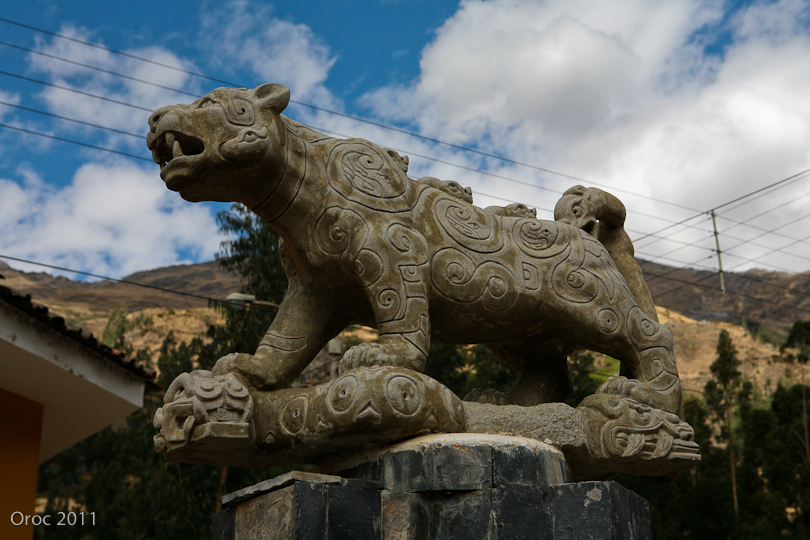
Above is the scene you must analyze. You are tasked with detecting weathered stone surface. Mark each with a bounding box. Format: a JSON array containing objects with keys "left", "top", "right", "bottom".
[
  {"left": 326, "top": 484, "right": 381, "bottom": 540},
  {"left": 492, "top": 486, "right": 553, "bottom": 540},
  {"left": 431, "top": 490, "right": 493, "bottom": 539},
  {"left": 156, "top": 366, "right": 466, "bottom": 467},
  {"left": 212, "top": 506, "right": 235, "bottom": 540},
  {"left": 215, "top": 448, "right": 652, "bottom": 540},
  {"left": 327, "top": 434, "right": 568, "bottom": 491},
  {"left": 381, "top": 491, "right": 430, "bottom": 540},
  {"left": 148, "top": 83, "right": 699, "bottom": 482},
  {"left": 462, "top": 401, "right": 699, "bottom": 481},
  {"left": 222, "top": 471, "right": 341, "bottom": 506},
  {"left": 551, "top": 482, "right": 652, "bottom": 540},
  {"left": 234, "top": 484, "right": 295, "bottom": 540}
]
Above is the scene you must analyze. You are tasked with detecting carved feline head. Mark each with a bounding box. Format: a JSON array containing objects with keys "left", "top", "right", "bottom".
[{"left": 146, "top": 84, "right": 290, "bottom": 204}]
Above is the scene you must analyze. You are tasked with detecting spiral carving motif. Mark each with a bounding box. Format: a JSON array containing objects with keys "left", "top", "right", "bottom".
[
  {"left": 327, "top": 141, "right": 414, "bottom": 212},
  {"left": 385, "top": 374, "right": 424, "bottom": 417},
  {"left": 514, "top": 219, "right": 570, "bottom": 259},
  {"left": 431, "top": 248, "right": 518, "bottom": 311},
  {"left": 326, "top": 374, "right": 359, "bottom": 415},
  {"left": 387, "top": 223, "right": 429, "bottom": 265},
  {"left": 315, "top": 206, "right": 367, "bottom": 255},
  {"left": 280, "top": 395, "right": 308, "bottom": 435},
  {"left": 435, "top": 197, "right": 503, "bottom": 253}
]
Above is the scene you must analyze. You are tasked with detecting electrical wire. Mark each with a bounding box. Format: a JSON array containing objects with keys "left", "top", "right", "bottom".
[
  {"left": 0, "top": 100, "right": 143, "bottom": 138},
  {"left": 0, "top": 253, "right": 278, "bottom": 310},
  {"left": 0, "top": 122, "right": 150, "bottom": 161},
  {"left": 2, "top": 17, "right": 810, "bottom": 283},
  {"left": 0, "top": 39, "right": 200, "bottom": 98},
  {"left": 0, "top": 16, "right": 707, "bottom": 214}
]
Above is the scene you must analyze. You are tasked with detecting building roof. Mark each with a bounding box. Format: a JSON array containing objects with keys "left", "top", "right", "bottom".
[
  {"left": 0, "top": 281, "right": 154, "bottom": 462},
  {"left": 0, "top": 283, "right": 155, "bottom": 380}
]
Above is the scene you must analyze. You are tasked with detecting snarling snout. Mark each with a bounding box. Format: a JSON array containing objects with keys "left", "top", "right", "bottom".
[{"left": 147, "top": 128, "right": 205, "bottom": 169}]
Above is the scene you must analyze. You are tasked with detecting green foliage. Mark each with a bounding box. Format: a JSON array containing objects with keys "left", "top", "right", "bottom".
[
  {"left": 711, "top": 329, "right": 742, "bottom": 392},
  {"left": 101, "top": 303, "right": 130, "bottom": 350},
  {"left": 566, "top": 350, "right": 601, "bottom": 406},
  {"left": 424, "top": 343, "right": 515, "bottom": 398},
  {"left": 216, "top": 203, "right": 288, "bottom": 304},
  {"left": 37, "top": 204, "right": 810, "bottom": 539},
  {"left": 783, "top": 319, "right": 810, "bottom": 363},
  {"left": 37, "top": 334, "right": 294, "bottom": 540}
]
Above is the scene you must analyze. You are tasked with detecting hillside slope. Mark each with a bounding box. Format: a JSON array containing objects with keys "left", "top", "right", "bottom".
[{"left": 3, "top": 258, "right": 809, "bottom": 392}]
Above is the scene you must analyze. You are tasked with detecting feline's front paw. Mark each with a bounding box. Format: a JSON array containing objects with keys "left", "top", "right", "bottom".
[
  {"left": 339, "top": 343, "right": 393, "bottom": 374},
  {"left": 211, "top": 352, "right": 279, "bottom": 390}
]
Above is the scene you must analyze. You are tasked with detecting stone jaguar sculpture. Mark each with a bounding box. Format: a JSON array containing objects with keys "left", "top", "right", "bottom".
[{"left": 147, "top": 83, "right": 682, "bottom": 415}]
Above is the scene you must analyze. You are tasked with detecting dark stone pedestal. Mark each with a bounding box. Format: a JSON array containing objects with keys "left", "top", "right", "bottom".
[{"left": 214, "top": 435, "right": 652, "bottom": 540}]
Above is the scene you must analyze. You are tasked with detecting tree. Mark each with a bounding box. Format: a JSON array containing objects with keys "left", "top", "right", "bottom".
[
  {"left": 704, "top": 329, "right": 750, "bottom": 514},
  {"left": 783, "top": 319, "right": 810, "bottom": 363}
]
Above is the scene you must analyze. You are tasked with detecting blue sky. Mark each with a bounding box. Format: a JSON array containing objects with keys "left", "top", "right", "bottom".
[{"left": 2, "top": 0, "right": 810, "bottom": 281}]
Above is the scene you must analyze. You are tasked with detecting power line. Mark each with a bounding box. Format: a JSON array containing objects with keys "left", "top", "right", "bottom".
[
  {"left": 0, "top": 253, "right": 278, "bottom": 310},
  {"left": 0, "top": 70, "right": 154, "bottom": 112},
  {"left": 3, "top": 17, "right": 810, "bottom": 279},
  {"left": 0, "top": 122, "right": 150, "bottom": 161},
  {"left": 643, "top": 253, "right": 810, "bottom": 304},
  {"left": 0, "top": 16, "right": 706, "bottom": 215},
  {"left": 0, "top": 100, "right": 143, "bottom": 138},
  {"left": 714, "top": 168, "right": 810, "bottom": 213},
  {"left": 633, "top": 167, "right": 810, "bottom": 252},
  {"left": 645, "top": 267, "right": 810, "bottom": 316},
  {"left": 0, "top": 39, "right": 200, "bottom": 98}
]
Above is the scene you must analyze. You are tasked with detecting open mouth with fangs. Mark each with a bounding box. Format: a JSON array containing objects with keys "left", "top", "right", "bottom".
[{"left": 148, "top": 130, "right": 205, "bottom": 170}]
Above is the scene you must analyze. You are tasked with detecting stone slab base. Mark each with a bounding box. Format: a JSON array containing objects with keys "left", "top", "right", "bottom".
[{"left": 214, "top": 435, "right": 651, "bottom": 540}]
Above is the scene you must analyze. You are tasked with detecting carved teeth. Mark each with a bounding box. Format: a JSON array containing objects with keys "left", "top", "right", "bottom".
[{"left": 172, "top": 140, "right": 183, "bottom": 159}]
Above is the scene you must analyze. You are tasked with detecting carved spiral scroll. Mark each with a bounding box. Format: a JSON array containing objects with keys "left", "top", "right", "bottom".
[
  {"left": 327, "top": 141, "right": 415, "bottom": 212},
  {"left": 435, "top": 197, "right": 503, "bottom": 253},
  {"left": 549, "top": 233, "right": 619, "bottom": 305},
  {"left": 315, "top": 206, "right": 368, "bottom": 256},
  {"left": 431, "top": 248, "right": 518, "bottom": 311},
  {"left": 514, "top": 219, "right": 570, "bottom": 259}
]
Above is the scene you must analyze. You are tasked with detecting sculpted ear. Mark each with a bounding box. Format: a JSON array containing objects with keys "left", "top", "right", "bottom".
[{"left": 253, "top": 83, "right": 290, "bottom": 113}]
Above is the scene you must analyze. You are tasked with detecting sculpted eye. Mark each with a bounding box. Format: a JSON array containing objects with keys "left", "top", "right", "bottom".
[{"left": 230, "top": 98, "right": 255, "bottom": 125}]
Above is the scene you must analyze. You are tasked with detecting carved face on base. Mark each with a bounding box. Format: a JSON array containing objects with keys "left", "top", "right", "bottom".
[{"left": 146, "top": 84, "right": 291, "bottom": 205}]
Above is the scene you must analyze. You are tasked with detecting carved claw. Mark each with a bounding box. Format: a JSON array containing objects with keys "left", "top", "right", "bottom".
[
  {"left": 212, "top": 352, "right": 280, "bottom": 390},
  {"left": 339, "top": 343, "right": 394, "bottom": 373}
]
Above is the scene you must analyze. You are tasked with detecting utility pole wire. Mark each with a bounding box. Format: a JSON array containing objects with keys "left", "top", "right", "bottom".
[
  {"left": 2, "top": 17, "right": 809, "bottom": 276},
  {"left": 0, "top": 70, "right": 154, "bottom": 112},
  {"left": 0, "top": 100, "right": 143, "bottom": 138},
  {"left": 0, "top": 253, "right": 279, "bottom": 310},
  {"left": 0, "top": 16, "right": 705, "bottom": 214},
  {"left": 0, "top": 122, "right": 150, "bottom": 161}
]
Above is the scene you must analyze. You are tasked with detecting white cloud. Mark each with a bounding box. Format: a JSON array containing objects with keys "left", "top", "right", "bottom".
[
  {"left": 27, "top": 25, "right": 200, "bottom": 149},
  {"left": 198, "top": 0, "right": 338, "bottom": 106},
  {"left": 359, "top": 0, "right": 810, "bottom": 273},
  {"left": 0, "top": 89, "right": 20, "bottom": 121},
  {"left": 0, "top": 161, "right": 221, "bottom": 279}
]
